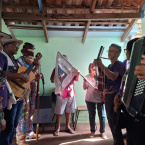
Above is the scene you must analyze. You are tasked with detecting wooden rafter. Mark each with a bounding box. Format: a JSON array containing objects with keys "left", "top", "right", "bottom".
[
  {"left": 7, "top": 25, "right": 125, "bottom": 32},
  {"left": 5, "top": 20, "right": 128, "bottom": 26},
  {"left": 82, "top": 20, "right": 91, "bottom": 43},
  {"left": 139, "top": 0, "right": 145, "bottom": 11},
  {"left": 42, "top": 20, "right": 48, "bottom": 43},
  {"left": 90, "top": 0, "right": 97, "bottom": 13},
  {"left": 8, "top": 0, "right": 17, "bottom": 12},
  {"left": 121, "top": 19, "right": 138, "bottom": 42},
  {"left": 106, "top": 0, "right": 114, "bottom": 8},
  {"left": 2, "top": 5, "right": 139, "bottom": 13},
  {"left": 97, "top": 0, "right": 103, "bottom": 7},
  {"left": 2, "top": 12, "right": 141, "bottom": 21}
]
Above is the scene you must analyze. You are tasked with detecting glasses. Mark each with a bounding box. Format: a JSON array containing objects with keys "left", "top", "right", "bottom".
[
  {"left": 107, "top": 50, "right": 118, "bottom": 53},
  {"left": 12, "top": 43, "right": 19, "bottom": 48}
]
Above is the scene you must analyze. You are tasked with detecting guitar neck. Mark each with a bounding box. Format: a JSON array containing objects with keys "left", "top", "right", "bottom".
[
  {"left": 97, "top": 46, "right": 104, "bottom": 59},
  {"left": 25, "top": 63, "right": 35, "bottom": 75}
]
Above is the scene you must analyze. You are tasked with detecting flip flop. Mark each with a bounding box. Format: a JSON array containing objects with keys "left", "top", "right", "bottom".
[
  {"left": 65, "top": 128, "right": 75, "bottom": 134},
  {"left": 53, "top": 130, "right": 59, "bottom": 136}
]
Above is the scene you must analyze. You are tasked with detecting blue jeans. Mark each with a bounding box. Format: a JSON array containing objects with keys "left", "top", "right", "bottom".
[
  {"left": 0, "top": 100, "right": 23, "bottom": 145},
  {"left": 86, "top": 101, "right": 105, "bottom": 133},
  {"left": 105, "top": 93, "right": 124, "bottom": 145}
]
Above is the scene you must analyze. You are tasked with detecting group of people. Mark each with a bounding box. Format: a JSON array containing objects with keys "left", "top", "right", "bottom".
[
  {"left": 0, "top": 31, "right": 41, "bottom": 145},
  {"left": 50, "top": 38, "right": 145, "bottom": 145},
  {"left": 0, "top": 30, "right": 145, "bottom": 145}
]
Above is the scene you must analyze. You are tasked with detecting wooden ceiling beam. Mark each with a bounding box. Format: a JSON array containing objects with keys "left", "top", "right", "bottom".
[
  {"left": 139, "top": 0, "right": 145, "bottom": 11},
  {"left": 5, "top": 20, "right": 128, "bottom": 26},
  {"left": 2, "top": 5, "right": 139, "bottom": 13},
  {"left": 121, "top": 19, "right": 138, "bottom": 42},
  {"left": 82, "top": 20, "right": 91, "bottom": 44},
  {"left": 7, "top": 25, "right": 125, "bottom": 32},
  {"left": 90, "top": 0, "right": 97, "bottom": 13},
  {"left": 42, "top": 20, "right": 48, "bottom": 43},
  {"left": 2, "top": 12, "right": 141, "bottom": 21}
]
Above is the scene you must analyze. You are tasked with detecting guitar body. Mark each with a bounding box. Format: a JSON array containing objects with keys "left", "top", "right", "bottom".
[{"left": 8, "top": 66, "right": 35, "bottom": 98}]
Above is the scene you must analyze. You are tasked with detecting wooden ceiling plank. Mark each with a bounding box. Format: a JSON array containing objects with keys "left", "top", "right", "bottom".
[
  {"left": 2, "top": 12, "right": 141, "bottom": 21},
  {"left": 106, "top": 0, "right": 114, "bottom": 8},
  {"left": 42, "top": 20, "right": 48, "bottom": 43},
  {"left": 121, "top": 19, "right": 138, "bottom": 42},
  {"left": 8, "top": 0, "right": 17, "bottom": 12},
  {"left": 94, "top": 8, "right": 138, "bottom": 13},
  {"left": 82, "top": 20, "right": 91, "bottom": 43},
  {"left": 3, "top": 5, "right": 139, "bottom": 13},
  {"left": 90, "top": 0, "right": 97, "bottom": 13},
  {"left": 125, "top": 0, "right": 134, "bottom": 7}
]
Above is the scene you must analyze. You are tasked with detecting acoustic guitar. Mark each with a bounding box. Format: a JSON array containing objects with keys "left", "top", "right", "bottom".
[{"left": 8, "top": 53, "right": 42, "bottom": 98}]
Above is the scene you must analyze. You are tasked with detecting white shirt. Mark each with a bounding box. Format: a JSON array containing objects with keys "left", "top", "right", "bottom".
[{"left": 85, "top": 74, "right": 103, "bottom": 103}]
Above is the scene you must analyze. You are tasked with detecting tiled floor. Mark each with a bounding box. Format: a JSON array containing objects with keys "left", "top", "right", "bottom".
[{"left": 12, "top": 123, "right": 126, "bottom": 145}]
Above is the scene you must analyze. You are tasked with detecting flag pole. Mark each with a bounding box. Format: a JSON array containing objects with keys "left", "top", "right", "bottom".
[{"left": 58, "top": 52, "right": 95, "bottom": 89}]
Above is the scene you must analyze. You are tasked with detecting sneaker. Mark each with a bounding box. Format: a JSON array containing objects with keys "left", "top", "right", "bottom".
[
  {"left": 101, "top": 133, "right": 107, "bottom": 139},
  {"left": 89, "top": 132, "right": 95, "bottom": 138},
  {"left": 19, "top": 142, "right": 29, "bottom": 145}
]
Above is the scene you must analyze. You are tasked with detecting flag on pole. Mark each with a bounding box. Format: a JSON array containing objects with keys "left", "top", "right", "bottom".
[{"left": 54, "top": 52, "right": 78, "bottom": 96}]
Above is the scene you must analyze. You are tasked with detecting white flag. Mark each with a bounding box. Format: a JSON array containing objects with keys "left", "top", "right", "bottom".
[{"left": 54, "top": 52, "right": 78, "bottom": 96}]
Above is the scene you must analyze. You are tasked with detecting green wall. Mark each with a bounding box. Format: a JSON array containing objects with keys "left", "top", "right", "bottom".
[
  {"left": 14, "top": 37, "right": 125, "bottom": 100},
  {"left": 142, "top": 15, "right": 145, "bottom": 36},
  {"left": 16, "top": 37, "right": 125, "bottom": 123},
  {"left": 2, "top": 20, "right": 126, "bottom": 123}
]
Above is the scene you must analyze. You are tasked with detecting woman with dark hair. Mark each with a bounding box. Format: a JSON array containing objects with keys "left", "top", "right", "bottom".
[{"left": 83, "top": 63, "right": 107, "bottom": 139}]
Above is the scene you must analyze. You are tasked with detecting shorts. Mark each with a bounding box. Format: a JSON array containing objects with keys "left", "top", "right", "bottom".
[{"left": 54, "top": 95, "right": 76, "bottom": 115}]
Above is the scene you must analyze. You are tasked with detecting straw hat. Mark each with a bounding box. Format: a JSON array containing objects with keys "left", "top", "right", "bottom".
[
  {"left": 0, "top": 31, "right": 12, "bottom": 39},
  {"left": 3, "top": 35, "right": 23, "bottom": 45}
]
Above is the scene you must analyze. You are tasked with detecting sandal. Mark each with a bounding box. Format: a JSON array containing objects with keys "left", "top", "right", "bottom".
[
  {"left": 65, "top": 128, "right": 75, "bottom": 134},
  {"left": 53, "top": 130, "right": 59, "bottom": 136}
]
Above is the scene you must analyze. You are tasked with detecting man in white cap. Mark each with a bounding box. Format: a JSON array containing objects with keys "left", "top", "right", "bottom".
[{"left": 0, "top": 35, "right": 30, "bottom": 145}]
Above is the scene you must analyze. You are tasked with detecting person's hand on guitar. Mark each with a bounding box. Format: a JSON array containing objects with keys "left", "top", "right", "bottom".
[
  {"left": 35, "top": 73, "right": 42, "bottom": 81},
  {"left": 34, "top": 59, "right": 40, "bottom": 69},
  {"left": 134, "top": 55, "right": 145, "bottom": 79},
  {"left": 0, "top": 112, "right": 6, "bottom": 132},
  {"left": 32, "top": 59, "right": 41, "bottom": 73},
  {"left": 94, "top": 59, "right": 103, "bottom": 68},
  {"left": 19, "top": 73, "right": 30, "bottom": 83}
]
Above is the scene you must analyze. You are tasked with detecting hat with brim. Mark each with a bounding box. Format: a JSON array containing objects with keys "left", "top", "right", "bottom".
[
  {"left": 3, "top": 36, "right": 23, "bottom": 46},
  {"left": 0, "top": 31, "right": 12, "bottom": 39}
]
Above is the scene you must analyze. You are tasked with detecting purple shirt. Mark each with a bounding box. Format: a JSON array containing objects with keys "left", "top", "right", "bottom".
[
  {"left": 106, "top": 60, "right": 126, "bottom": 93},
  {"left": 0, "top": 53, "right": 8, "bottom": 109}
]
